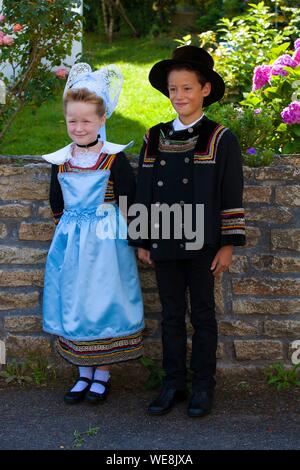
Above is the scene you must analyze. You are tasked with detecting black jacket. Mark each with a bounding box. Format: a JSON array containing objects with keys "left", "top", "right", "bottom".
[{"left": 129, "top": 116, "right": 246, "bottom": 260}]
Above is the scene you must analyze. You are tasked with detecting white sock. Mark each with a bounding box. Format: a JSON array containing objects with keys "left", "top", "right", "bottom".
[
  {"left": 90, "top": 369, "right": 110, "bottom": 395},
  {"left": 71, "top": 366, "right": 94, "bottom": 392}
]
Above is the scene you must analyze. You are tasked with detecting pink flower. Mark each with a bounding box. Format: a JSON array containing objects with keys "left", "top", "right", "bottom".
[
  {"left": 293, "top": 48, "right": 300, "bottom": 64},
  {"left": 13, "top": 24, "right": 23, "bottom": 33},
  {"left": 281, "top": 101, "right": 300, "bottom": 125},
  {"left": 2, "top": 35, "right": 14, "bottom": 46},
  {"left": 254, "top": 108, "right": 262, "bottom": 114},
  {"left": 252, "top": 65, "right": 272, "bottom": 91},
  {"left": 0, "top": 31, "right": 4, "bottom": 38},
  {"left": 273, "top": 54, "right": 298, "bottom": 68},
  {"left": 294, "top": 39, "right": 300, "bottom": 50},
  {"left": 0, "top": 14, "right": 5, "bottom": 23},
  {"left": 55, "top": 67, "right": 69, "bottom": 80},
  {"left": 271, "top": 65, "right": 288, "bottom": 77}
]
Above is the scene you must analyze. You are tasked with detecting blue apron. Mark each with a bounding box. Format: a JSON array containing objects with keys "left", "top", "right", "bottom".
[{"left": 43, "top": 170, "right": 144, "bottom": 341}]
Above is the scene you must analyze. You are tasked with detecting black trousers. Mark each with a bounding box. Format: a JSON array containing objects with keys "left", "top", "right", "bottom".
[{"left": 154, "top": 246, "right": 218, "bottom": 392}]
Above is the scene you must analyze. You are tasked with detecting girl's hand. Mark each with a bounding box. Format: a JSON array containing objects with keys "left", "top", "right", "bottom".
[
  {"left": 138, "top": 248, "right": 153, "bottom": 265},
  {"left": 210, "top": 245, "right": 233, "bottom": 277}
]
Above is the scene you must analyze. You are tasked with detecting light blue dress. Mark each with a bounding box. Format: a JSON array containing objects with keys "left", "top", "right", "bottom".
[{"left": 42, "top": 170, "right": 144, "bottom": 342}]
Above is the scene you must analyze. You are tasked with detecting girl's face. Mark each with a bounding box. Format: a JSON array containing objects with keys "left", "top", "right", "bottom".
[
  {"left": 65, "top": 101, "right": 106, "bottom": 145},
  {"left": 167, "top": 69, "right": 211, "bottom": 124}
]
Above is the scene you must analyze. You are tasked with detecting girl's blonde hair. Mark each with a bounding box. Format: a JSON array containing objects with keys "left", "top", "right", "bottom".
[{"left": 64, "top": 88, "right": 105, "bottom": 117}]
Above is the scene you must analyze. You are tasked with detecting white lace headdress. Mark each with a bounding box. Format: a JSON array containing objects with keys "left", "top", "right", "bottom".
[{"left": 64, "top": 63, "right": 123, "bottom": 118}]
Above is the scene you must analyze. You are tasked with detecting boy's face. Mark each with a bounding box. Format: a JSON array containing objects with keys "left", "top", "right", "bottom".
[
  {"left": 65, "top": 101, "right": 106, "bottom": 145},
  {"left": 167, "top": 69, "right": 211, "bottom": 124}
]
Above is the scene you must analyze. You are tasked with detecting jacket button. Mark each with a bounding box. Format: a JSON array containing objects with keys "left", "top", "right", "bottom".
[
  {"left": 188, "top": 128, "right": 193, "bottom": 133},
  {"left": 152, "top": 243, "right": 158, "bottom": 248},
  {"left": 182, "top": 178, "right": 189, "bottom": 184},
  {"left": 184, "top": 157, "right": 190, "bottom": 163},
  {"left": 160, "top": 160, "right": 166, "bottom": 166},
  {"left": 169, "top": 130, "right": 174, "bottom": 135},
  {"left": 157, "top": 181, "right": 164, "bottom": 187}
]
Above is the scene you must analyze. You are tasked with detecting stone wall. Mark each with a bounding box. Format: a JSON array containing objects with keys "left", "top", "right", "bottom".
[{"left": 0, "top": 154, "right": 299, "bottom": 375}]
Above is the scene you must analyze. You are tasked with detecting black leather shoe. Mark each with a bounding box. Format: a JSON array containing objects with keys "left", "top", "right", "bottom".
[
  {"left": 85, "top": 379, "right": 111, "bottom": 405},
  {"left": 148, "top": 387, "right": 187, "bottom": 416},
  {"left": 187, "top": 390, "right": 214, "bottom": 417},
  {"left": 64, "top": 377, "right": 92, "bottom": 404}
]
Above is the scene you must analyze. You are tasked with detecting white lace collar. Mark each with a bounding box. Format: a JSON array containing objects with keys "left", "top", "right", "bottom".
[{"left": 42, "top": 140, "right": 134, "bottom": 165}]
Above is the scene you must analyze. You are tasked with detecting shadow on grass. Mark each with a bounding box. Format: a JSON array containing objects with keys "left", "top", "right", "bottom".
[
  {"left": 107, "top": 112, "right": 146, "bottom": 153},
  {"left": 82, "top": 33, "right": 176, "bottom": 66}
]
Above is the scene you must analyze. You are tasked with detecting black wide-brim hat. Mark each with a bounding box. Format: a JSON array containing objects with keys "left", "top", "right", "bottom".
[{"left": 149, "top": 45, "right": 225, "bottom": 107}]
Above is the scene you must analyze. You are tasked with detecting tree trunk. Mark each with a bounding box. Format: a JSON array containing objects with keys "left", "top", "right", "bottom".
[
  {"left": 101, "top": 0, "right": 109, "bottom": 38},
  {"left": 107, "top": 0, "right": 115, "bottom": 43},
  {"left": 116, "top": 0, "right": 139, "bottom": 37}
]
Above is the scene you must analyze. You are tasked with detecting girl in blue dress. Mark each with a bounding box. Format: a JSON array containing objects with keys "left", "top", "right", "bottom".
[{"left": 42, "top": 63, "right": 144, "bottom": 404}]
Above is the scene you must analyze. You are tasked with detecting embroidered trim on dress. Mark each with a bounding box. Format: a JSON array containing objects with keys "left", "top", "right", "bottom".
[
  {"left": 55, "top": 331, "right": 144, "bottom": 366},
  {"left": 58, "top": 153, "right": 117, "bottom": 202}
]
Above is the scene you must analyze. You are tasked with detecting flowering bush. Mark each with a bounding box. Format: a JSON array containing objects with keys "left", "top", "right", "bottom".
[
  {"left": 281, "top": 101, "right": 300, "bottom": 125},
  {"left": 55, "top": 67, "right": 69, "bottom": 80},
  {"left": 176, "top": 2, "right": 300, "bottom": 102},
  {"left": 0, "top": 0, "right": 81, "bottom": 141},
  {"left": 241, "top": 39, "right": 300, "bottom": 154},
  {"left": 205, "top": 102, "right": 274, "bottom": 167}
]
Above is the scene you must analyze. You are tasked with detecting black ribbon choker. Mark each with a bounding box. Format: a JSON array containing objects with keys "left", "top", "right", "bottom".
[{"left": 76, "top": 135, "right": 100, "bottom": 148}]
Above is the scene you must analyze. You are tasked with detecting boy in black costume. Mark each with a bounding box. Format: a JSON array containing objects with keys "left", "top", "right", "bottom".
[{"left": 131, "top": 46, "right": 246, "bottom": 417}]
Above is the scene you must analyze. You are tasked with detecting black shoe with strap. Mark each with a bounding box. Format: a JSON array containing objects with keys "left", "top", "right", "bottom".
[
  {"left": 64, "top": 377, "right": 92, "bottom": 404},
  {"left": 85, "top": 379, "right": 111, "bottom": 405},
  {"left": 148, "top": 387, "right": 187, "bottom": 416},
  {"left": 187, "top": 389, "right": 214, "bottom": 417}
]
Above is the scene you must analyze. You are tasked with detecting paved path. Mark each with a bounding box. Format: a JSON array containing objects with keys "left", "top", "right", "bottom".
[{"left": 0, "top": 384, "right": 299, "bottom": 450}]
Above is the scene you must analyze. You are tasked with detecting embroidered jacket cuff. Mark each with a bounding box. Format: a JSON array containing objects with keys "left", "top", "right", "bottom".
[{"left": 220, "top": 208, "right": 246, "bottom": 247}]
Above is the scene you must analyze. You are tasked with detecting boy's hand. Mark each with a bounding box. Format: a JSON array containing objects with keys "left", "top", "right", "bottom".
[
  {"left": 138, "top": 248, "right": 153, "bottom": 265},
  {"left": 210, "top": 245, "right": 233, "bottom": 277}
]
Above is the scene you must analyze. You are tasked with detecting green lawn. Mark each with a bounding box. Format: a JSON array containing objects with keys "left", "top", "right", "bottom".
[{"left": 1, "top": 33, "right": 178, "bottom": 156}]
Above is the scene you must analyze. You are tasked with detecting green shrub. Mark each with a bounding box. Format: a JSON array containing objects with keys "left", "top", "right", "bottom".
[
  {"left": 206, "top": 103, "right": 275, "bottom": 166},
  {"left": 241, "top": 40, "right": 300, "bottom": 154},
  {"left": 0, "top": 359, "right": 33, "bottom": 386},
  {"left": 195, "top": 0, "right": 245, "bottom": 33},
  {"left": 139, "top": 356, "right": 165, "bottom": 390},
  {"left": 0, "top": 353, "right": 56, "bottom": 387},
  {"left": 265, "top": 362, "right": 300, "bottom": 390},
  {"left": 177, "top": 2, "right": 300, "bottom": 101}
]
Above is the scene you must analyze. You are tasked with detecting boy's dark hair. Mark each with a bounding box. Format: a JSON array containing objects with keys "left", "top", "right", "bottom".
[{"left": 167, "top": 65, "right": 208, "bottom": 87}]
